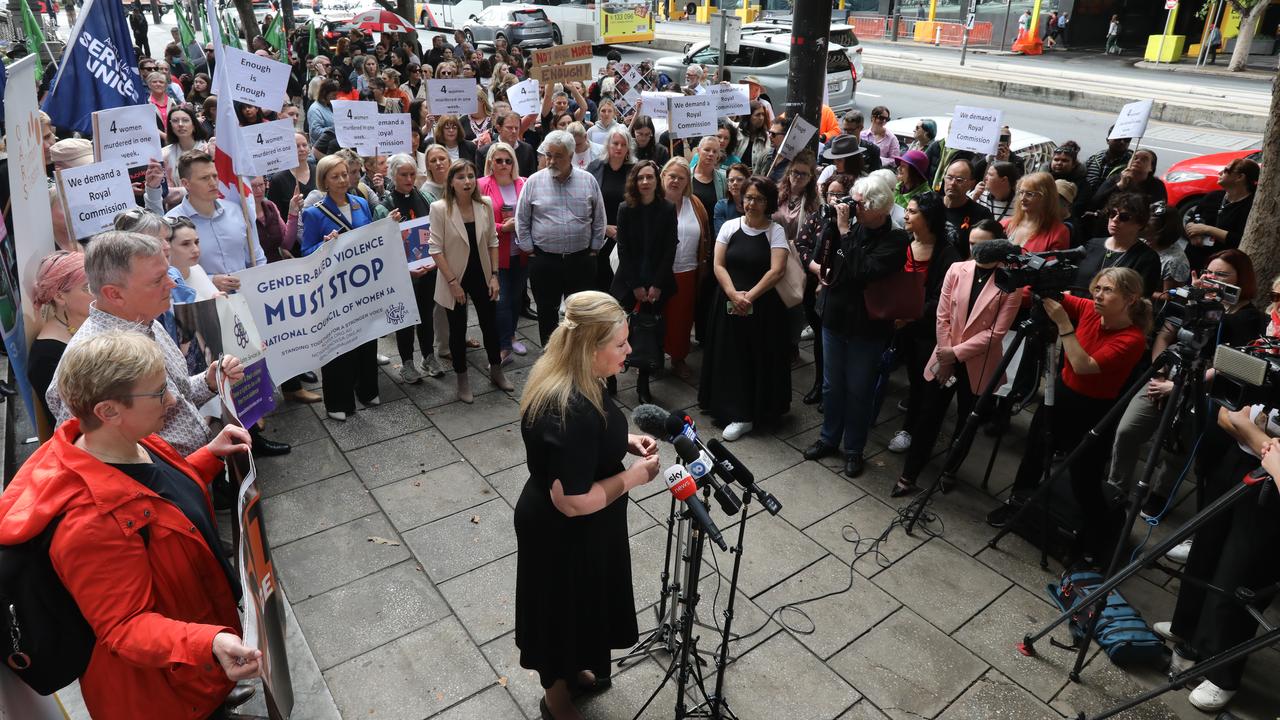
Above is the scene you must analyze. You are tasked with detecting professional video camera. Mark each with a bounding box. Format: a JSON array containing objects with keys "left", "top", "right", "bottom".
[
  {"left": 994, "top": 248, "right": 1082, "bottom": 298},
  {"left": 1210, "top": 339, "right": 1280, "bottom": 411},
  {"left": 1163, "top": 279, "right": 1237, "bottom": 332}
]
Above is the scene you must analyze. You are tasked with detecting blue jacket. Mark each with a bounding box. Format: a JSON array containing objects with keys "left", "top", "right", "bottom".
[{"left": 300, "top": 194, "right": 374, "bottom": 256}]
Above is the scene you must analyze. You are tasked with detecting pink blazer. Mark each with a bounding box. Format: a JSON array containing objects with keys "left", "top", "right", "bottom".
[
  {"left": 477, "top": 175, "right": 526, "bottom": 269},
  {"left": 925, "top": 260, "right": 1023, "bottom": 395}
]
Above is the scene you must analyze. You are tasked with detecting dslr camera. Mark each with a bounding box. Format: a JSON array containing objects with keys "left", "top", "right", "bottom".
[{"left": 995, "top": 249, "right": 1081, "bottom": 298}]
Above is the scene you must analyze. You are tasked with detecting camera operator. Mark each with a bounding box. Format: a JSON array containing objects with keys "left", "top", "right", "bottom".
[
  {"left": 1155, "top": 404, "right": 1280, "bottom": 712},
  {"left": 987, "top": 269, "right": 1150, "bottom": 564},
  {"left": 1183, "top": 158, "right": 1259, "bottom": 271}
]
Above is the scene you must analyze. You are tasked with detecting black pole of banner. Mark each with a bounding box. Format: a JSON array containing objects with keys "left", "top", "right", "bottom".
[
  {"left": 280, "top": 0, "right": 296, "bottom": 34},
  {"left": 784, "top": 0, "right": 830, "bottom": 156}
]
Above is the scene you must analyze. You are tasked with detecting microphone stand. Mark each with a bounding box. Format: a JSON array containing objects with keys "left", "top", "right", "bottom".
[
  {"left": 616, "top": 493, "right": 681, "bottom": 666},
  {"left": 689, "top": 484, "right": 750, "bottom": 720}
]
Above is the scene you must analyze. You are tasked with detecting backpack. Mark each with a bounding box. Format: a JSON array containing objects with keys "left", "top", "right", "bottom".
[
  {"left": 0, "top": 516, "right": 148, "bottom": 694},
  {"left": 1045, "top": 569, "right": 1165, "bottom": 667}
]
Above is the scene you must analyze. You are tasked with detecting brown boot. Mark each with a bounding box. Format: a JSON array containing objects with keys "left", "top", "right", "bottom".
[
  {"left": 284, "top": 388, "right": 322, "bottom": 404},
  {"left": 456, "top": 372, "right": 474, "bottom": 403},
  {"left": 489, "top": 365, "right": 514, "bottom": 392}
]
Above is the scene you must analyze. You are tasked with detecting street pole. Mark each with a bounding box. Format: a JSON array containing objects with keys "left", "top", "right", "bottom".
[
  {"left": 717, "top": 9, "right": 727, "bottom": 82},
  {"left": 1155, "top": 3, "right": 1174, "bottom": 65},
  {"left": 960, "top": 0, "right": 975, "bottom": 65},
  {"left": 280, "top": 0, "right": 295, "bottom": 34},
  {"left": 888, "top": 0, "right": 899, "bottom": 41},
  {"left": 785, "top": 0, "right": 830, "bottom": 156},
  {"left": 999, "top": 0, "right": 1012, "bottom": 52},
  {"left": 1196, "top": 0, "right": 1226, "bottom": 67}
]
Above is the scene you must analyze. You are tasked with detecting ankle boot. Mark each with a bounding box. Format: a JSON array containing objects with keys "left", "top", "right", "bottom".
[
  {"left": 456, "top": 372, "right": 474, "bottom": 403},
  {"left": 489, "top": 365, "right": 514, "bottom": 391},
  {"left": 637, "top": 371, "right": 652, "bottom": 405}
]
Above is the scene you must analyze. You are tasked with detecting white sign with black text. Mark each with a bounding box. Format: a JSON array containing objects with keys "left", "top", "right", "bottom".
[
  {"left": 58, "top": 161, "right": 137, "bottom": 240},
  {"left": 507, "top": 79, "right": 541, "bottom": 117},
  {"left": 374, "top": 113, "right": 413, "bottom": 156},
  {"left": 667, "top": 95, "right": 718, "bottom": 139},
  {"left": 778, "top": 116, "right": 818, "bottom": 161},
  {"left": 640, "top": 91, "right": 681, "bottom": 119},
  {"left": 427, "top": 79, "right": 479, "bottom": 116},
  {"left": 92, "top": 104, "right": 163, "bottom": 166},
  {"left": 332, "top": 100, "right": 379, "bottom": 155},
  {"left": 946, "top": 105, "right": 1004, "bottom": 155},
  {"left": 222, "top": 46, "right": 291, "bottom": 112},
  {"left": 709, "top": 84, "right": 750, "bottom": 117},
  {"left": 1109, "top": 99, "right": 1154, "bottom": 141},
  {"left": 248, "top": 119, "right": 300, "bottom": 176}
]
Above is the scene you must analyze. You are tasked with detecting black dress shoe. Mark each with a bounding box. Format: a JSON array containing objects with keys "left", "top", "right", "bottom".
[
  {"left": 0, "top": 381, "right": 16, "bottom": 397},
  {"left": 803, "top": 440, "right": 838, "bottom": 461},
  {"left": 224, "top": 682, "right": 256, "bottom": 709},
  {"left": 802, "top": 385, "right": 822, "bottom": 405},
  {"left": 520, "top": 307, "right": 539, "bottom": 321},
  {"left": 252, "top": 436, "right": 292, "bottom": 457},
  {"left": 844, "top": 453, "right": 865, "bottom": 478},
  {"left": 300, "top": 371, "right": 318, "bottom": 383}
]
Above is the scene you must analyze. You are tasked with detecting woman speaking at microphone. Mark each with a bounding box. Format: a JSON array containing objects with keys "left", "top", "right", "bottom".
[{"left": 514, "top": 291, "right": 660, "bottom": 720}]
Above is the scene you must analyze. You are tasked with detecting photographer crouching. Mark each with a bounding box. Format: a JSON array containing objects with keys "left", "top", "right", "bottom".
[{"left": 987, "top": 268, "right": 1150, "bottom": 566}]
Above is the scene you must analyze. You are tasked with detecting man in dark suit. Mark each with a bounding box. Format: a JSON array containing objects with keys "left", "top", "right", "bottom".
[{"left": 480, "top": 112, "right": 539, "bottom": 178}]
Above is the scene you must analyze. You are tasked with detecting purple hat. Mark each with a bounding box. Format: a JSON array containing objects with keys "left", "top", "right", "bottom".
[{"left": 900, "top": 149, "right": 930, "bottom": 181}]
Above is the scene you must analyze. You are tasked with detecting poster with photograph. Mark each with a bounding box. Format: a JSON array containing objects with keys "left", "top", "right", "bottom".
[{"left": 400, "top": 216, "right": 436, "bottom": 271}]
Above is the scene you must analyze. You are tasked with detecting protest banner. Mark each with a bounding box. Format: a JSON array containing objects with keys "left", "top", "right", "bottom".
[
  {"left": 531, "top": 63, "right": 593, "bottom": 84},
  {"left": 40, "top": 0, "right": 144, "bottom": 135},
  {"left": 530, "top": 41, "right": 592, "bottom": 67},
  {"left": 427, "top": 78, "right": 479, "bottom": 116},
  {"left": 640, "top": 91, "right": 681, "bottom": 119},
  {"left": 247, "top": 119, "right": 300, "bottom": 176},
  {"left": 92, "top": 104, "right": 162, "bottom": 166},
  {"left": 175, "top": 295, "right": 276, "bottom": 428},
  {"left": 222, "top": 45, "right": 290, "bottom": 112},
  {"left": 507, "top": 78, "right": 541, "bottom": 117},
  {"left": 1110, "top": 99, "right": 1154, "bottom": 141},
  {"left": 770, "top": 115, "right": 819, "bottom": 175},
  {"left": 946, "top": 105, "right": 1003, "bottom": 155},
  {"left": 400, "top": 216, "right": 435, "bottom": 271},
  {"left": 57, "top": 161, "right": 137, "bottom": 241},
  {"left": 237, "top": 217, "right": 419, "bottom": 382},
  {"left": 374, "top": 113, "right": 413, "bottom": 156},
  {"left": 709, "top": 84, "right": 750, "bottom": 117},
  {"left": 667, "top": 95, "right": 718, "bottom": 139},
  {"left": 332, "top": 99, "right": 379, "bottom": 155}
]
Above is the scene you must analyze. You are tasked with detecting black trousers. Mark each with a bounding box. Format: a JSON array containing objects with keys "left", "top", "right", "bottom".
[
  {"left": 595, "top": 238, "right": 616, "bottom": 291},
  {"left": 896, "top": 329, "right": 934, "bottom": 435},
  {"left": 900, "top": 363, "right": 977, "bottom": 482},
  {"left": 446, "top": 261, "right": 501, "bottom": 373},
  {"left": 529, "top": 250, "right": 595, "bottom": 344},
  {"left": 396, "top": 272, "right": 438, "bottom": 362},
  {"left": 321, "top": 340, "right": 380, "bottom": 414},
  {"left": 803, "top": 286, "right": 824, "bottom": 392}
]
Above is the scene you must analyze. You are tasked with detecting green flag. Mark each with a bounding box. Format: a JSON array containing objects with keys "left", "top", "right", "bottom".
[
  {"left": 222, "top": 11, "right": 243, "bottom": 49},
  {"left": 20, "top": 0, "right": 45, "bottom": 82},
  {"left": 197, "top": 0, "right": 212, "bottom": 45},
  {"left": 308, "top": 20, "right": 319, "bottom": 58},
  {"left": 175, "top": 2, "right": 197, "bottom": 47},
  {"left": 263, "top": 13, "right": 287, "bottom": 61}
]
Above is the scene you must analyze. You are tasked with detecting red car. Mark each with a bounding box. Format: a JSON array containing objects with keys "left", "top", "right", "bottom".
[{"left": 1163, "top": 149, "right": 1263, "bottom": 213}]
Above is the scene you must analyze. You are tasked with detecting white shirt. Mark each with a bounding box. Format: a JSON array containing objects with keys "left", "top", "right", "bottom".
[
  {"left": 716, "top": 217, "right": 788, "bottom": 249},
  {"left": 573, "top": 142, "right": 602, "bottom": 169},
  {"left": 673, "top": 197, "right": 701, "bottom": 274}
]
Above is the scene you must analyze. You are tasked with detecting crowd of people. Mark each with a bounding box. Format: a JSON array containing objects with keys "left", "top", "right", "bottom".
[{"left": 1, "top": 13, "right": 1277, "bottom": 720}]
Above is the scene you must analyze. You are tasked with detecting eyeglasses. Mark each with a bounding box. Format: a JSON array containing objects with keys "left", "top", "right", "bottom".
[
  {"left": 789, "top": 169, "right": 811, "bottom": 179},
  {"left": 1017, "top": 189, "right": 1044, "bottom": 199},
  {"left": 872, "top": 114, "right": 888, "bottom": 121},
  {"left": 492, "top": 157, "right": 513, "bottom": 165},
  {"left": 742, "top": 194, "right": 767, "bottom": 205},
  {"left": 767, "top": 130, "right": 783, "bottom": 137},
  {"left": 1108, "top": 209, "right": 1134, "bottom": 223},
  {"left": 122, "top": 386, "right": 171, "bottom": 403}
]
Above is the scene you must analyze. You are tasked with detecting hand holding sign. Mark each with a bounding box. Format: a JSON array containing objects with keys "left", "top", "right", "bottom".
[
  {"left": 92, "top": 104, "right": 163, "bottom": 166},
  {"left": 946, "top": 106, "right": 1004, "bottom": 155},
  {"left": 223, "top": 46, "right": 291, "bottom": 112}
]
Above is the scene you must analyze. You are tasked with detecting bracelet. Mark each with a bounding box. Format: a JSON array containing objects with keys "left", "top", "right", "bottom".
[{"left": 1059, "top": 329, "right": 1075, "bottom": 338}]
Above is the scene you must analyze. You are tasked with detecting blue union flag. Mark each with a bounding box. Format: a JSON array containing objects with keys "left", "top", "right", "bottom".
[{"left": 41, "top": 0, "right": 145, "bottom": 135}]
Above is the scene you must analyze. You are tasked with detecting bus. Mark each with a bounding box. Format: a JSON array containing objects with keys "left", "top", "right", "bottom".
[{"left": 415, "top": 0, "right": 656, "bottom": 46}]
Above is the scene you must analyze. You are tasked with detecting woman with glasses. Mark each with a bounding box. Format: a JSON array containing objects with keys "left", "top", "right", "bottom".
[
  {"left": 429, "top": 114, "right": 479, "bottom": 166},
  {"left": 775, "top": 150, "right": 819, "bottom": 349},
  {"left": 713, "top": 163, "right": 751, "bottom": 237},
  {"left": 162, "top": 106, "right": 208, "bottom": 188},
  {"left": 699, "top": 176, "right": 792, "bottom": 441},
  {"left": 28, "top": 251, "right": 91, "bottom": 436},
  {"left": 1183, "top": 158, "right": 1260, "bottom": 271},
  {"left": 660, "top": 158, "right": 710, "bottom": 381},
  {"left": 1087, "top": 148, "right": 1166, "bottom": 235},
  {"left": 250, "top": 176, "right": 298, "bottom": 263},
  {"left": 795, "top": 172, "right": 854, "bottom": 407},
  {"left": 1074, "top": 192, "right": 1162, "bottom": 298},
  {"left": 631, "top": 115, "right": 670, "bottom": 166},
  {"left": 860, "top": 106, "right": 901, "bottom": 169},
  {"left": 477, "top": 143, "right": 529, "bottom": 367},
  {"left": 1002, "top": 171, "right": 1069, "bottom": 253}
]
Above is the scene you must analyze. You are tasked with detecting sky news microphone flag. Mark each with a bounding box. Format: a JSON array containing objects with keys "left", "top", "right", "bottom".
[
  {"left": 41, "top": 0, "right": 144, "bottom": 135},
  {"left": 205, "top": 0, "right": 262, "bottom": 258}
]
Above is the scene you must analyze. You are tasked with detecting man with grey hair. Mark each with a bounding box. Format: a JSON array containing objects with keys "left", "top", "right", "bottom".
[
  {"left": 46, "top": 231, "right": 245, "bottom": 458},
  {"left": 515, "top": 130, "right": 607, "bottom": 344},
  {"left": 684, "top": 65, "right": 708, "bottom": 95}
]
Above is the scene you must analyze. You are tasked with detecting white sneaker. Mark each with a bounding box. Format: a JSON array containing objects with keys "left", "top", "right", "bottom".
[
  {"left": 888, "top": 430, "right": 912, "bottom": 453},
  {"left": 722, "top": 422, "right": 754, "bottom": 441},
  {"left": 800, "top": 325, "right": 815, "bottom": 341},
  {"left": 1152, "top": 621, "right": 1182, "bottom": 643},
  {"left": 362, "top": 396, "right": 381, "bottom": 407},
  {"left": 1169, "top": 647, "right": 1196, "bottom": 675},
  {"left": 1187, "top": 679, "right": 1235, "bottom": 711},
  {"left": 421, "top": 356, "right": 446, "bottom": 378},
  {"left": 1165, "top": 538, "right": 1193, "bottom": 564},
  {"left": 400, "top": 363, "right": 423, "bottom": 384},
  {"left": 376, "top": 353, "right": 392, "bottom": 366},
  {"left": 327, "top": 411, "right": 348, "bottom": 422}
]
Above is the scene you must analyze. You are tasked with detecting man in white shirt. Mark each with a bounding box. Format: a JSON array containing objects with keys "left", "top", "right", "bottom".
[{"left": 164, "top": 150, "right": 267, "bottom": 293}]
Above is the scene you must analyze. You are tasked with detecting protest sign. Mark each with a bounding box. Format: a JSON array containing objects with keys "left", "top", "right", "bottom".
[
  {"left": 946, "top": 105, "right": 1003, "bottom": 155},
  {"left": 530, "top": 41, "right": 592, "bottom": 67},
  {"left": 237, "top": 217, "right": 419, "bottom": 381},
  {"left": 667, "top": 95, "right": 718, "bottom": 139},
  {"left": 640, "top": 91, "right": 681, "bottom": 119},
  {"left": 175, "top": 295, "right": 276, "bottom": 428},
  {"left": 531, "top": 63, "right": 593, "bottom": 84},
  {"left": 247, "top": 118, "right": 300, "bottom": 176},
  {"left": 374, "top": 113, "right": 413, "bottom": 156},
  {"left": 92, "top": 104, "right": 162, "bottom": 166},
  {"left": 507, "top": 78, "right": 541, "bottom": 117},
  {"left": 777, "top": 115, "right": 818, "bottom": 160},
  {"left": 400, "top": 216, "right": 435, "bottom": 271},
  {"left": 1109, "top": 99, "right": 1154, "bottom": 141},
  {"left": 222, "top": 45, "right": 290, "bottom": 112},
  {"left": 57, "top": 161, "right": 136, "bottom": 241},
  {"left": 709, "top": 84, "right": 750, "bottom": 117},
  {"left": 427, "top": 78, "right": 478, "bottom": 116},
  {"left": 332, "top": 100, "right": 379, "bottom": 155}
]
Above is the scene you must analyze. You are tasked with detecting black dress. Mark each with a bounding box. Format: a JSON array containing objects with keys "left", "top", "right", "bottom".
[
  {"left": 514, "top": 391, "right": 637, "bottom": 689},
  {"left": 698, "top": 220, "right": 791, "bottom": 425}
]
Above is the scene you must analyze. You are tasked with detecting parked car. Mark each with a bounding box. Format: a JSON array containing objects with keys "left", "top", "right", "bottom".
[
  {"left": 885, "top": 116, "right": 1057, "bottom": 171},
  {"left": 463, "top": 5, "right": 559, "bottom": 49},
  {"left": 655, "top": 36, "right": 858, "bottom": 113},
  {"left": 740, "top": 19, "right": 864, "bottom": 79},
  {"left": 1163, "top": 149, "right": 1262, "bottom": 214}
]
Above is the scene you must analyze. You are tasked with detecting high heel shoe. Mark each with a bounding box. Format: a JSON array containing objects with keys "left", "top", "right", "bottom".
[
  {"left": 456, "top": 373, "right": 474, "bottom": 403},
  {"left": 489, "top": 365, "right": 514, "bottom": 391},
  {"left": 890, "top": 478, "right": 919, "bottom": 498},
  {"left": 802, "top": 385, "right": 822, "bottom": 405}
]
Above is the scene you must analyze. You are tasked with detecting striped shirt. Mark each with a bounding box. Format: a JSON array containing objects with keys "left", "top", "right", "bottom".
[{"left": 514, "top": 166, "right": 606, "bottom": 254}]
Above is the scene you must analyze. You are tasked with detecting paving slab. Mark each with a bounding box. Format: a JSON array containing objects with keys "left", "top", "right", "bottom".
[
  {"left": 429, "top": 685, "right": 526, "bottom": 720},
  {"left": 345, "top": 426, "right": 462, "bottom": 489},
  {"left": 321, "top": 397, "right": 431, "bottom": 451},
  {"left": 804, "top": 494, "right": 928, "bottom": 578},
  {"left": 452, "top": 421, "right": 527, "bottom": 476},
  {"left": 255, "top": 437, "right": 352, "bottom": 497},
  {"left": 402, "top": 497, "right": 518, "bottom": 583},
  {"left": 719, "top": 631, "right": 862, "bottom": 720},
  {"left": 937, "top": 668, "right": 1062, "bottom": 720},
  {"left": 262, "top": 471, "right": 379, "bottom": 547},
  {"left": 260, "top": 405, "right": 329, "bottom": 446},
  {"left": 871, "top": 538, "right": 1011, "bottom": 633},
  {"left": 272, "top": 512, "right": 412, "bottom": 601},
  {"left": 1050, "top": 653, "right": 1182, "bottom": 720},
  {"left": 372, "top": 460, "right": 499, "bottom": 531},
  {"left": 425, "top": 391, "right": 522, "bottom": 440},
  {"left": 437, "top": 552, "right": 518, "bottom": 645},
  {"left": 484, "top": 463, "right": 529, "bottom": 507},
  {"left": 757, "top": 459, "right": 866, "bottom": 530},
  {"left": 714, "top": 508, "right": 828, "bottom": 600}
]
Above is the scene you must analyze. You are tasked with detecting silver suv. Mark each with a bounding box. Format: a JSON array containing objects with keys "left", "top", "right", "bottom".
[{"left": 654, "top": 35, "right": 858, "bottom": 112}]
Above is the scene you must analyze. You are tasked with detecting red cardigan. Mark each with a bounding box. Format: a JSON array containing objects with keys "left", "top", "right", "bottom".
[
  {"left": 0, "top": 420, "right": 239, "bottom": 720},
  {"left": 477, "top": 174, "right": 526, "bottom": 269}
]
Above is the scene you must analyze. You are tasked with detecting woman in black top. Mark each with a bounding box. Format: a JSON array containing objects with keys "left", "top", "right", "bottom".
[
  {"left": 28, "top": 251, "right": 91, "bottom": 439},
  {"left": 1074, "top": 192, "right": 1162, "bottom": 298},
  {"left": 1087, "top": 148, "right": 1167, "bottom": 235},
  {"left": 632, "top": 115, "right": 670, "bottom": 166},
  {"left": 587, "top": 126, "right": 634, "bottom": 293},
  {"left": 383, "top": 153, "right": 446, "bottom": 384},
  {"left": 1183, "top": 157, "right": 1259, "bottom": 271},
  {"left": 610, "top": 161, "right": 676, "bottom": 405}
]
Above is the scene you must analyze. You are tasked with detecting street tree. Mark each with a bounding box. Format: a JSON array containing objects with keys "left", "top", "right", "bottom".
[
  {"left": 1238, "top": 69, "right": 1279, "bottom": 297},
  {"left": 233, "top": 0, "right": 260, "bottom": 43},
  {"left": 1200, "top": 0, "right": 1269, "bottom": 72}
]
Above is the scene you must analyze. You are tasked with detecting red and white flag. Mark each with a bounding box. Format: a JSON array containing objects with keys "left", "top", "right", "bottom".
[{"left": 205, "top": 0, "right": 260, "bottom": 254}]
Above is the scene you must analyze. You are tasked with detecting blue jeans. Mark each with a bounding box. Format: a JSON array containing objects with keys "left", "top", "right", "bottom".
[
  {"left": 820, "top": 328, "right": 886, "bottom": 456},
  {"left": 497, "top": 259, "right": 529, "bottom": 351}
]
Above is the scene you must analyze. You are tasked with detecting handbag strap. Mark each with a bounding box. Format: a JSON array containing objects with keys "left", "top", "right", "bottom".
[{"left": 315, "top": 196, "right": 355, "bottom": 233}]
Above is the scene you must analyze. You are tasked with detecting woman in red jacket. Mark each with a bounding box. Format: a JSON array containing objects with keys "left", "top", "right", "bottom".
[{"left": 0, "top": 330, "right": 260, "bottom": 720}]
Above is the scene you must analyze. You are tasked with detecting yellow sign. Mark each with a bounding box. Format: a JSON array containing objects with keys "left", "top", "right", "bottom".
[
  {"left": 532, "top": 63, "right": 594, "bottom": 83},
  {"left": 601, "top": 3, "right": 656, "bottom": 43},
  {"left": 530, "top": 42, "right": 593, "bottom": 67}
]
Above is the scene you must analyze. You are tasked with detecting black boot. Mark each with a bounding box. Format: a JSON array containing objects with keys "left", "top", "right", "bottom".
[
  {"left": 802, "top": 384, "right": 822, "bottom": 405},
  {"left": 636, "top": 371, "right": 652, "bottom": 405}
]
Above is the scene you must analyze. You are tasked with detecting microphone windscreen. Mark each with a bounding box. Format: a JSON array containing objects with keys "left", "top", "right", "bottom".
[
  {"left": 663, "top": 411, "right": 687, "bottom": 438},
  {"left": 672, "top": 435, "right": 699, "bottom": 463},
  {"left": 632, "top": 404, "right": 670, "bottom": 436},
  {"left": 972, "top": 239, "right": 1018, "bottom": 265}
]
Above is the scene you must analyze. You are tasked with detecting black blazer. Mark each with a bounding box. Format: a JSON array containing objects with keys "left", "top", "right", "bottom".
[
  {"left": 426, "top": 137, "right": 479, "bottom": 168},
  {"left": 479, "top": 139, "right": 539, "bottom": 178},
  {"left": 905, "top": 240, "right": 962, "bottom": 343},
  {"left": 611, "top": 198, "right": 678, "bottom": 304}
]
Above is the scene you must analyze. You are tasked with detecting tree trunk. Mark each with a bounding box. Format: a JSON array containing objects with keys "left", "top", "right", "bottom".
[
  {"left": 280, "top": 0, "right": 295, "bottom": 33},
  {"left": 1227, "top": 0, "right": 1266, "bottom": 72},
  {"left": 234, "top": 0, "right": 260, "bottom": 44},
  {"left": 397, "top": 0, "right": 415, "bottom": 26},
  {"left": 1238, "top": 69, "right": 1280, "bottom": 300}
]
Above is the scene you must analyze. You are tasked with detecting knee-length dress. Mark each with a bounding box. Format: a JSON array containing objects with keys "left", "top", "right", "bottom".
[{"left": 514, "top": 391, "right": 638, "bottom": 689}]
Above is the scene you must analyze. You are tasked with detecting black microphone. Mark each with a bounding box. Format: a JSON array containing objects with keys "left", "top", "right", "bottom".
[
  {"left": 707, "top": 438, "right": 782, "bottom": 516},
  {"left": 673, "top": 435, "right": 742, "bottom": 516},
  {"left": 1027, "top": 246, "right": 1088, "bottom": 259},
  {"left": 972, "top": 239, "right": 1019, "bottom": 265},
  {"left": 664, "top": 464, "right": 728, "bottom": 551}
]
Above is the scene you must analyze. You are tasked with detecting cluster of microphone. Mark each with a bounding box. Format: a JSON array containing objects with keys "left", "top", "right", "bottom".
[{"left": 632, "top": 404, "right": 782, "bottom": 552}]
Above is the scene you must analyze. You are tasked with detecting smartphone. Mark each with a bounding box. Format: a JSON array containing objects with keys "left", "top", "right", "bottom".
[{"left": 726, "top": 301, "right": 752, "bottom": 316}]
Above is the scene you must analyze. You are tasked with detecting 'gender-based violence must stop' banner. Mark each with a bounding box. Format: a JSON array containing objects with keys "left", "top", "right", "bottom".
[{"left": 236, "top": 217, "right": 419, "bottom": 381}]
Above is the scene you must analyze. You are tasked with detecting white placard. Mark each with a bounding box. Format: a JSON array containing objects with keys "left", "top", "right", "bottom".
[
  {"left": 1109, "top": 99, "right": 1154, "bottom": 141},
  {"left": 374, "top": 113, "right": 413, "bottom": 156},
  {"left": 709, "top": 84, "right": 750, "bottom": 117},
  {"left": 640, "top": 91, "right": 681, "bottom": 119},
  {"left": 222, "top": 45, "right": 291, "bottom": 112},
  {"left": 710, "top": 13, "right": 743, "bottom": 54},
  {"left": 93, "top": 104, "right": 162, "bottom": 166},
  {"left": 57, "top": 161, "right": 137, "bottom": 240},
  {"left": 5, "top": 56, "right": 55, "bottom": 324},
  {"left": 667, "top": 95, "right": 718, "bottom": 139},
  {"left": 332, "top": 100, "right": 379, "bottom": 155},
  {"left": 946, "top": 105, "right": 1004, "bottom": 155},
  {"left": 507, "top": 78, "right": 541, "bottom": 117},
  {"left": 778, "top": 116, "right": 818, "bottom": 161},
  {"left": 248, "top": 119, "right": 300, "bottom": 176},
  {"left": 400, "top": 216, "right": 435, "bottom": 271},
  {"left": 427, "top": 78, "right": 479, "bottom": 116}
]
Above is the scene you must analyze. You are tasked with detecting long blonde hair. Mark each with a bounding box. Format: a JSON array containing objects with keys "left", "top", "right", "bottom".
[{"left": 520, "top": 291, "right": 626, "bottom": 424}]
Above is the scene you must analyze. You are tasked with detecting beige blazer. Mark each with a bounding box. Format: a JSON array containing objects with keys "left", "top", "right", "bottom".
[{"left": 428, "top": 196, "right": 498, "bottom": 309}]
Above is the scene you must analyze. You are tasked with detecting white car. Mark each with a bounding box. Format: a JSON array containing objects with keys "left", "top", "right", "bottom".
[{"left": 886, "top": 116, "right": 1057, "bottom": 170}]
